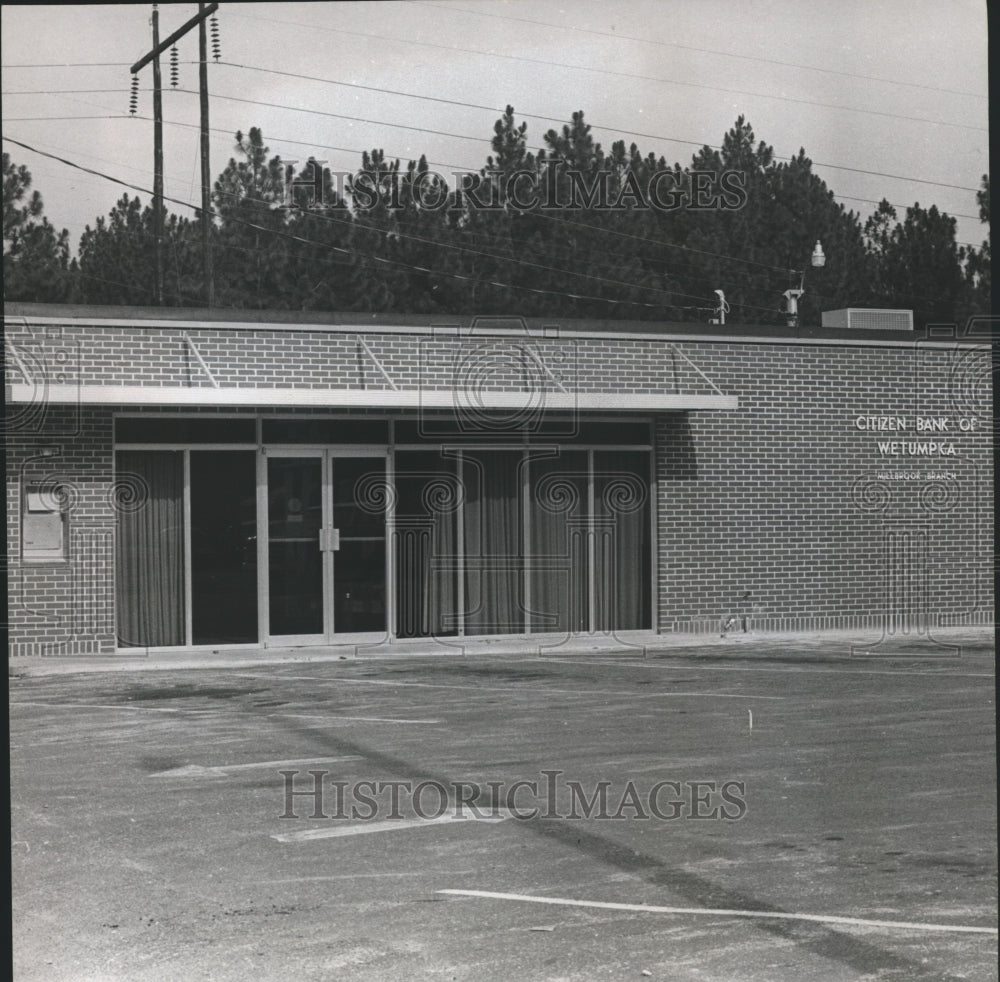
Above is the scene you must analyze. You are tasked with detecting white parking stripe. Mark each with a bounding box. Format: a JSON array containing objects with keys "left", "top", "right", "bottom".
[
  {"left": 151, "top": 755, "right": 362, "bottom": 777},
  {"left": 273, "top": 808, "right": 512, "bottom": 842},
  {"left": 534, "top": 658, "right": 995, "bottom": 679},
  {"left": 437, "top": 889, "right": 999, "bottom": 935},
  {"left": 236, "top": 674, "right": 783, "bottom": 699},
  {"left": 14, "top": 700, "right": 214, "bottom": 715},
  {"left": 12, "top": 701, "right": 440, "bottom": 723},
  {"left": 275, "top": 713, "right": 442, "bottom": 723}
]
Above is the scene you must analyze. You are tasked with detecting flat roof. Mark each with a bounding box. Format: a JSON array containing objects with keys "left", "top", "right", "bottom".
[{"left": 4, "top": 301, "right": 962, "bottom": 346}]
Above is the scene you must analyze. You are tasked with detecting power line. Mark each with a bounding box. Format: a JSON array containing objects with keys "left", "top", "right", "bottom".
[
  {"left": 4, "top": 135, "right": 742, "bottom": 314},
  {"left": 171, "top": 86, "right": 495, "bottom": 148},
  {"left": 3, "top": 9, "right": 983, "bottom": 103},
  {"left": 167, "top": 82, "right": 983, "bottom": 196},
  {"left": 143, "top": 116, "right": 784, "bottom": 280},
  {"left": 5, "top": 115, "right": 125, "bottom": 122},
  {"left": 1, "top": 16, "right": 986, "bottom": 105},
  {"left": 189, "top": 170, "right": 995, "bottom": 313},
  {"left": 5, "top": 89, "right": 136, "bottom": 95},
  {"left": 834, "top": 192, "right": 978, "bottom": 221},
  {"left": 209, "top": 60, "right": 985, "bottom": 199},
  {"left": 196, "top": 110, "right": 988, "bottom": 223},
  {"left": 12, "top": 104, "right": 982, "bottom": 287},
  {"left": 129, "top": 119, "right": 851, "bottom": 286},
  {"left": 8, "top": 58, "right": 984, "bottom": 198},
  {"left": 225, "top": 10, "right": 987, "bottom": 133},
  {"left": 7, "top": 134, "right": 979, "bottom": 315},
  {"left": 214, "top": 61, "right": 547, "bottom": 123},
  {"left": 1, "top": 62, "right": 132, "bottom": 68},
  {"left": 143, "top": 116, "right": 956, "bottom": 282},
  {"left": 415, "top": 0, "right": 988, "bottom": 101},
  {"left": 9, "top": 98, "right": 984, "bottom": 282},
  {"left": 162, "top": 114, "right": 984, "bottom": 224}
]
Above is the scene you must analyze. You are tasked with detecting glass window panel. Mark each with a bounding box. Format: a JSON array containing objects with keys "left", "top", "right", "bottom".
[
  {"left": 570, "top": 420, "right": 651, "bottom": 444},
  {"left": 333, "top": 457, "right": 387, "bottom": 634},
  {"left": 190, "top": 451, "right": 258, "bottom": 644},
  {"left": 462, "top": 450, "right": 525, "bottom": 635},
  {"left": 333, "top": 457, "right": 388, "bottom": 538},
  {"left": 335, "top": 539, "right": 386, "bottom": 633},
  {"left": 115, "top": 451, "right": 185, "bottom": 646},
  {"left": 528, "top": 451, "right": 589, "bottom": 633},
  {"left": 116, "top": 417, "right": 255, "bottom": 443},
  {"left": 267, "top": 456, "right": 323, "bottom": 637},
  {"left": 393, "top": 451, "right": 459, "bottom": 638},
  {"left": 262, "top": 419, "right": 388, "bottom": 444},
  {"left": 593, "top": 450, "right": 651, "bottom": 631}
]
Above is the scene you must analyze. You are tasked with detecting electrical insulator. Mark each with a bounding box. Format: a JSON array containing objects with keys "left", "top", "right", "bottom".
[
  {"left": 129, "top": 74, "right": 139, "bottom": 115},
  {"left": 170, "top": 45, "right": 179, "bottom": 87},
  {"left": 210, "top": 14, "right": 221, "bottom": 61}
]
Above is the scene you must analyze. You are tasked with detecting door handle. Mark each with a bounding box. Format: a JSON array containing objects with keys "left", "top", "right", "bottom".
[{"left": 318, "top": 528, "right": 341, "bottom": 552}]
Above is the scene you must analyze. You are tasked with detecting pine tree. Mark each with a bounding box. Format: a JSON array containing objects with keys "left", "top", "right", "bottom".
[
  {"left": 3, "top": 152, "right": 76, "bottom": 302},
  {"left": 77, "top": 194, "right": 199, "bottom": 306}
]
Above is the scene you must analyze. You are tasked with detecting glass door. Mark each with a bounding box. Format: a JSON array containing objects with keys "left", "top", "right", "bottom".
[
  {"left": 265, "top": 451, "right": 327, "bottom": 645},
  {"left": 330, "top": 455, "right": 388, "bottom": 637},
  {"left": 264, "top": 449, "right": 388, "bottom": 645}
]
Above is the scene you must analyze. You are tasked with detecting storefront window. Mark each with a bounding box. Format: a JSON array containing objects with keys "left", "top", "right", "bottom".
[
  {"left": 115, "top": 451, "right": 185, "bottom": 647},
  {"left": 113, "top": 416, "right": 652, "bottom": 646},
  {"left": 191, "top": 451, "right": 258, "bottom": 644}
]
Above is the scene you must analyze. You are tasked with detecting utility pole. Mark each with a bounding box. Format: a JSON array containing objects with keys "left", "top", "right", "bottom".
[
  {"left": 131, "top": 2, "right": 218, "bottom": 306},
  {"left": 198, "top": 3, "right": 213, "bottom": 306},
  {"left": 152, "top": 4, "right": 164, "bottom": 305}
]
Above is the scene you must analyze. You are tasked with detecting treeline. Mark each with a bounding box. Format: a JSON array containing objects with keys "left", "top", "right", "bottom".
[{"left": 3, "top": 113, "right": 990, "bottom": 327}]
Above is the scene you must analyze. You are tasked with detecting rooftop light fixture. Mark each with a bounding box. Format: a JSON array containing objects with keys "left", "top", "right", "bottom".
[{"left": 783, "top": 240, "right": 826, "bottom": 328}]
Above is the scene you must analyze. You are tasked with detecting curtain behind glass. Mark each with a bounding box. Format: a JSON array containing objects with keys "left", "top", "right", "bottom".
[
  {"left": 594, "top": 450, "right": 651, "bottom": 631},
  {"left": 529, "top": 450, "right": 588, "bottom": 633},
  {"left": 394, "top": 451, "right": 458, "bottom": 637},
  {"left": 463, "top": 450, "right": 524, "bottom": 635},
  {"left": 115, "top": 451, "right": 185, "bottom": 646}
]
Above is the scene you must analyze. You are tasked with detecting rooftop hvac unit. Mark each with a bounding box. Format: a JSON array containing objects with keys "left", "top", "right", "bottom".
[{"left": 821, "top": 308, "right": 913, "bottom": 331}]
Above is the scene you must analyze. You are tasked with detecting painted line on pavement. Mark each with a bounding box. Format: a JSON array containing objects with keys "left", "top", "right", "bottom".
[
  {"left": 14, "top": 700, "right": 215, "bottom": 715},
  {"left": 240, "top": 673, "right": 630, "bottom": 695},
  {"left": 436, "top": 889, "right": 999, "bottom": 935},
  {"left": 272, "top": 808, "right": 512, "bottom": 842},
  {"left": 260, "top": 873, "right": 428, "bottom": 882},
  {"left": 13, "top": 701, "right": 440, "bottom": 724},
  {"left": 236, "top": 673, "right": 783, "bottom": 699},
  {"left": 534, "top": 658, "right": 995, "bottom": 679},
  {"left": 598, "top": 692, "right": 782, "bottom": 700},
  {"left": 151, "top": 755, "right": 362, "bottom": 777},
  {"left": 273, "top": 713, "right": 442, "bottom": 723}
]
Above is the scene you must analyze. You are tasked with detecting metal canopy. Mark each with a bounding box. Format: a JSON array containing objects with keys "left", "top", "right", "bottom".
[{"left": 5, "top": 382, "right": 738, "bottom": 411}]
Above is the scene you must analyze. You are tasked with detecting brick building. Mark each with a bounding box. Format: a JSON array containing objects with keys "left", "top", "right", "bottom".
[{"left": 4, "top": 302, "right": 993, "bottom": 656}]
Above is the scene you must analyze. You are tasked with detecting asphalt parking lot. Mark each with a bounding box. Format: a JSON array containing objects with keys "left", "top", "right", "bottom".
[{"left": 9, "top": 635, "right": 998, "bottom": 982}]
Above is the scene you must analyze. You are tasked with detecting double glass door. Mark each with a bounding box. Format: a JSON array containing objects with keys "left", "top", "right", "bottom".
[{"left": 265, "top": 449, "right": 387, "bottom": 644}]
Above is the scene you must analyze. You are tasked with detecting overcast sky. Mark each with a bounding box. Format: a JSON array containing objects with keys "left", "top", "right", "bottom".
[{"left": 1, "top": 0, "right": 989, "bottom": 261}]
